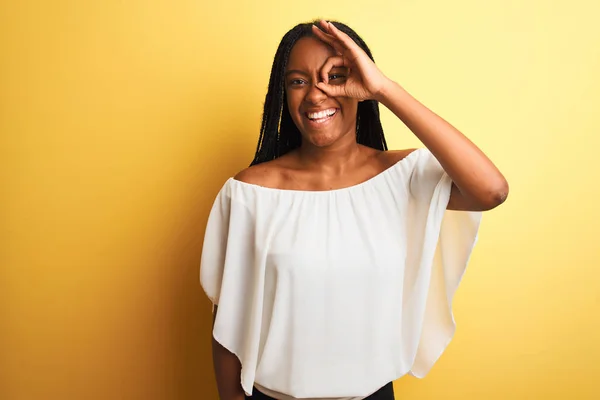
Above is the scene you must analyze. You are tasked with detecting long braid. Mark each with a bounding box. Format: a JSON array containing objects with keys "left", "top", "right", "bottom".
[
  {"left": 251, "top": 26, "right": 302, "bottom": 165},
  {"left": 251, "top": 20, "right": 387, "bottom": 166}
]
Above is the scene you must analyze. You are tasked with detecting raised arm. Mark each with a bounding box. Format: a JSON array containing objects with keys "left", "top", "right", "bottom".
[
  {"left": 311, "top": 19, "right": 508, "bottom": 211},
  {"left": 376, "top": 81, "right": 508, "bottom": 211}
]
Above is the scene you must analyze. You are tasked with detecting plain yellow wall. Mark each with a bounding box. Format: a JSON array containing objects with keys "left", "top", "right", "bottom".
[{"left": 1, "top": 1, "right": 599, "bottom": 399}]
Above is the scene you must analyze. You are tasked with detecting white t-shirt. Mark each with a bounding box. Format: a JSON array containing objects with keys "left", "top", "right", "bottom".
[{"left": 200, "top": 148, "right": 482, "bottom": 400}]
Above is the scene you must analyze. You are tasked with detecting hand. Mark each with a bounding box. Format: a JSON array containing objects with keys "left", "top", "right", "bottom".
[{"left": 311, "top": 20, "right": 392, "bottom": 102}]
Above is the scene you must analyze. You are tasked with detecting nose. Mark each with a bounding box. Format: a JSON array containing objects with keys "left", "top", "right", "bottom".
[{"left": 304, "top": 81, "right": 327, "bottom": 105}]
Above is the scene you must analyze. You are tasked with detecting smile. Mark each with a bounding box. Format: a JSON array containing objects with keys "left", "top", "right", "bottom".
[{"left": 304, "top": 108, "right": 338, "bottom": 125}]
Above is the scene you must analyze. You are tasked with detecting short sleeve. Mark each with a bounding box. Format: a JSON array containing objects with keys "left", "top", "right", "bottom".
[
  {"left": 199, "top": 186, "right": 231, "bottom": 307},
  {"left": 403, "top": 149, "right": 483, "bottom": 378},
  {"left": 199, "top": 182, "right": 261, "bottom": 396}
]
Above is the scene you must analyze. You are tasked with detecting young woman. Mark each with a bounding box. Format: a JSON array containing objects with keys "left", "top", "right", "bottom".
[{"left": 200, "top": 19, "right": 508, "bottom": 400}]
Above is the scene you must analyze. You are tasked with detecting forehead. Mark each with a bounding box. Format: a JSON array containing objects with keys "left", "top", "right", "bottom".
[{"left": 286, "top": 36, "right": 337, "bottom": 72}]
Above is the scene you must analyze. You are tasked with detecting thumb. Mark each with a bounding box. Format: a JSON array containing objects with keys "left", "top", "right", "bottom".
[{"left": 316, "top": 82, "right": 345, "bottom": 98}]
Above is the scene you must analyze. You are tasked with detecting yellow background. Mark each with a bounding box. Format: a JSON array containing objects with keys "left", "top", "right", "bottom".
[{"left": 1, "top": 1, "right": 599, "bottom": 399}]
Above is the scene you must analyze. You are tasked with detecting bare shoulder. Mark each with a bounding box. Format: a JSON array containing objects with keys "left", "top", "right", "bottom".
[
  {"left": 233, "top": 159, "right": 283, "bottom": 187},
  {"left": 377, "top": 148, "right": 420, "bottom": 168}
]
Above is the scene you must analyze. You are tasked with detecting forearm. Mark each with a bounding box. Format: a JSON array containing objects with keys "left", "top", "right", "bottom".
[
  {"left": 376, "top": 80, "right": 508, "bottom": 208},
  {"left": 212, "top": 307, "right": 246, "bottom": 400}
]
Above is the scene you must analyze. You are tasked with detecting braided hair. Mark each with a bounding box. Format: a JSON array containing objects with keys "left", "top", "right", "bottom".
[{"left": 250, "top": 20, "right": 388, "bottom": 166}]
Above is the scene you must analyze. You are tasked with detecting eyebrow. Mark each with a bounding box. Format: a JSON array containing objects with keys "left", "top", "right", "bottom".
[
  {"left": 285, "top": 69, "right": 308, "bottom": 77},
  {"left": 285, "top": 67, "right": 348, "bottom": 77}
]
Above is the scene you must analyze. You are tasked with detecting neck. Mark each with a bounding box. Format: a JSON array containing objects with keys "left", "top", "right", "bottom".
[{"left": 297, "top": 137, "right": 363, "bottom": 175}]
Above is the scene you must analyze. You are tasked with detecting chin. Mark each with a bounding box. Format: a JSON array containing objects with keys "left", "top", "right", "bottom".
[{"left": 302, "top": 132, "right": 342, "bottom": 148}]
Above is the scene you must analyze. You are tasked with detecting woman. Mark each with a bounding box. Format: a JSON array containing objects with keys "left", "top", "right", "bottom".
[{"left": 200, "top": 19, "right": 508, "bottom": 400}]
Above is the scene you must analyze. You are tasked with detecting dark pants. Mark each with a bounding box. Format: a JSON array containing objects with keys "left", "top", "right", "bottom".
[{"left": 246, "top": 381, "right": 395, "bottom": 399}]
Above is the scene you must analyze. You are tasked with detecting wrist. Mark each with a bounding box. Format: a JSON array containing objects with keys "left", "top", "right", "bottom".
[{"left": 373, "top": 78, "right": 400, "bottom": 105}]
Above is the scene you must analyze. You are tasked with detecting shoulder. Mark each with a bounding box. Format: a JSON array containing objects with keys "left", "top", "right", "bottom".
[
  {"left": 376, "top": 148, "right": 420, "bottom": 169},
  {"left": 233, "top": 159, "right": 285, "bottom": 188}
]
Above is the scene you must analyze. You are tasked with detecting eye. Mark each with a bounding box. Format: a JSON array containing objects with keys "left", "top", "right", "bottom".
[
  {"left": 329, "top": 74, "right": 346, "bottom": 83},
  {"left": 289, "top": 78, "right": 306, "bottom": 86}
]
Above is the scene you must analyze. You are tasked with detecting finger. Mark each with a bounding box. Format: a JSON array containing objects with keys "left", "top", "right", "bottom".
[
  {"left": 311, "top": 24, "right": 334, "bottom": 46},
  {"left": 322, "top": 21, "right": 378, "bottom": 82},
  {"left": 323, "top": 21, "right": 363, "bottom": 60},
  {"left": 311, "top": 24, "right": 344, "bottom": 55},
  {"left": 319, "top": 55, "right": 350, "bottom": 83},
  {"left": 316, "top": 81, "right": 345, "bottom": 98}
]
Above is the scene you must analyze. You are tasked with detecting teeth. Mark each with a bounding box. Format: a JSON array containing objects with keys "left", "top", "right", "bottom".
[{"left": 307, "top": 108, "right": 336, "bottom": 120}]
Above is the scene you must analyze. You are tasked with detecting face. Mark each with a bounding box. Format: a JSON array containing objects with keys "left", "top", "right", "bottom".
[{"left": 284, "top": 36, "right": 359, "bottom": 148}]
